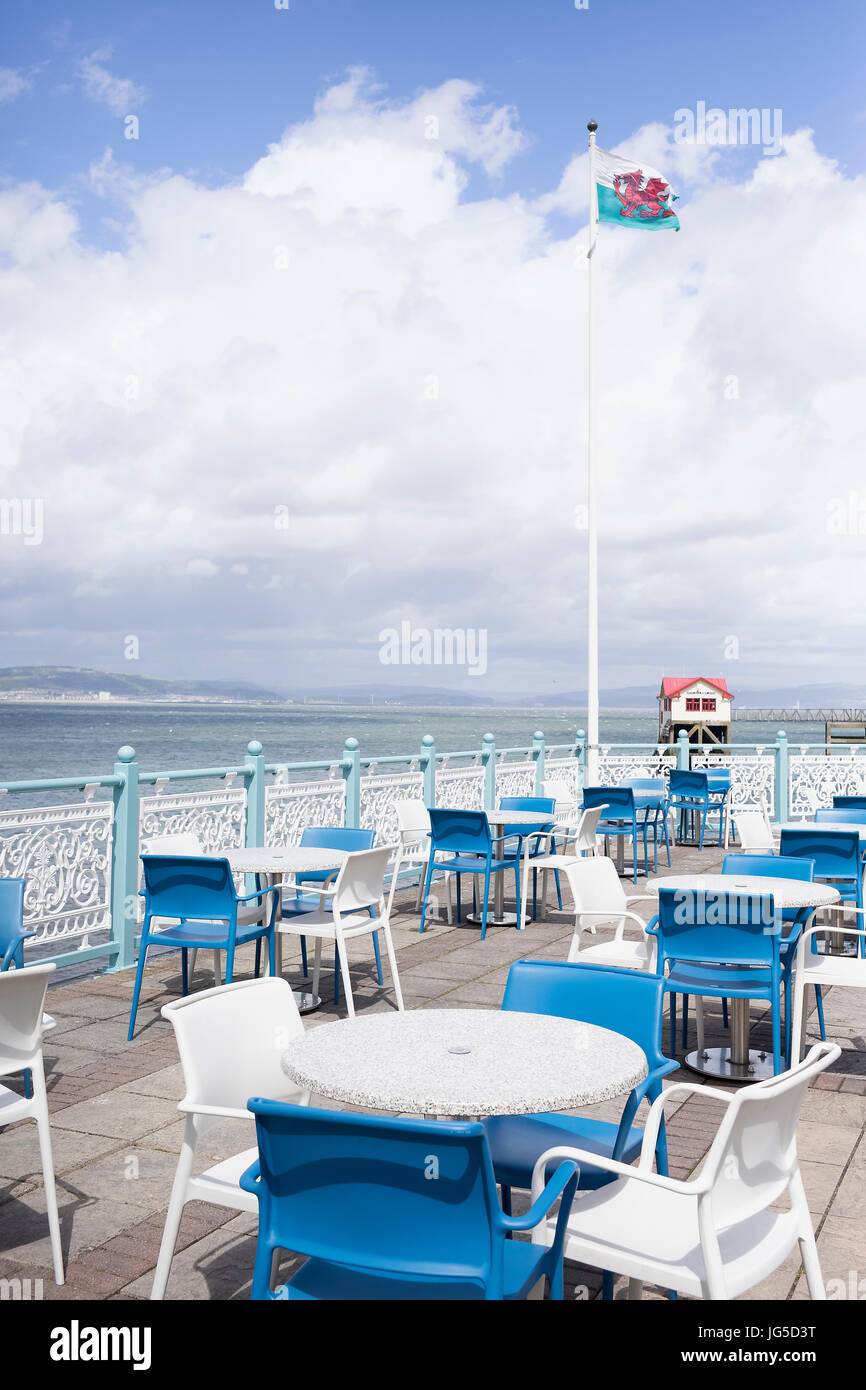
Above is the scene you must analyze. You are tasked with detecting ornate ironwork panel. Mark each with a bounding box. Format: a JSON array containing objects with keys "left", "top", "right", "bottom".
[
  {"left": 360, "top": 770, "right": 424, "bottom": 844},
  {"left": 0, "top": 799, "right": 111, "bottom": 949},
  {"left": 789, "top": 753, "right": 866, "bottom": 818},
  {"left": 265, "top": 777, "right": 346, "bottom": 845},
  {"left": 692, "top": 754, "right": 775, "bottom": 812},
  {"left": 435, "top": 763, "right": 485, "bottom": 810}
]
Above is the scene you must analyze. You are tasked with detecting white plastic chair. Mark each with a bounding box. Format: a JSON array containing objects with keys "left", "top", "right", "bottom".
[
  {"left": 542, "top": 779, "right": 578, "bottom": 820},
  {"left": 278, "top": 846, "right": 403, "bottom": 1018},
  {"left": 142, "top": 832, "right": 266, "bottom": 987},
  {"left": 725, "top": 806, "right": 776, "bottom": 853},
  {"left": 530, "top": 1041, "right": 840, "bottom": 1300},
  {"left": 151, "top": 975, "right": 308, "bottom": 1300},
  {"left": 386, "top": 799, "right": 453, "bottom": 923},
  {"left": 520, "top": 805, "right": 606, "bottom": 926},
  {"left": 791, "top": 909, "right": 866, "bottom": 1063},
  {"left": 0, "top": 962, "right": 64, "bottom": 1285},
  {"left": 559, "top": 856, "right": 657, "bottom": 971}
]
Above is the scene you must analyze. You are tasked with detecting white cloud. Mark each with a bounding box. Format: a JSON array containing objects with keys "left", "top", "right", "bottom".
[
  {"left": 0, "top": 71, "right": 864, "bottom": 694},
  {"left": 0, "top": 67, "right": 33, "bottom": 105},
  {"left": 78, "top": 48, "right": 146, "bottom": 116}
]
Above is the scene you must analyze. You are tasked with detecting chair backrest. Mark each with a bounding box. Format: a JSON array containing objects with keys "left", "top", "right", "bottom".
[
  {"left": 502, "top": 959, "right": 669, "bottom": 1073},
  {"left": 331, "top": 846, "right": 393, "bottom": 914},
  {"left": 299, "top": 827, "right": 376, "bottom": 851},
  {"left": 498, "top": 796, "right": 555, "bottom": 814},
  {"left": 572, "top": 805, "right": 606, "bottom": 852},
  {"left": 428, "top": 808, "right": 491, "bottom": 855},
  {"left": 815, "top": 807, "right": 866, "bottom": 825},
  {"left": 582, "top": 786, "right": 634, "bottom": 816},
  {"left": 0, "top": 879, "right": 28, "bottom": 969},
  {"left": 698, "top": 1043, "right": 840, "bottom": 1227},
  {"left": 730, "top": 808, "right": 774, "bottom": 851},
  {"left": 140, "top": 855, "right": 237, "bottom": 919},
  {"left": 620, "top": 778, "right": 664, "bottom": 791},
  {"left": 141, "top": 832, "right": 204, "bottom": 856},
  {"left": 162, "top": 976, "right": 305, "bottom": 1115},
  {"left": 0, "top": 962, "right": 55, "bottom": 1077},
  {"left": 247, "top": 1099, "right": 503, "bottom": 1290},
  {"left": 778, "top": 828, "right": 860, "bottom": 880},
  {"left": 722, "top": 853, "right": 813, "bottom": 882},
  {"left": 668, "top": 769, "right": 709, "bottom": 798},
  {"left": 559, "top": 856, "right": 627, "bottom": 921},
  {"left": 393, "top": 800, "right": 431, "bottom": 839},
  {"left": 542, "top": 780, "right": 575, "bottom": 808},
  {"left": 656, "top": 888, "right": 780, "bottom": 968},
  {"left": 833, "top": 795, "right": 866, "bottom": 810}
]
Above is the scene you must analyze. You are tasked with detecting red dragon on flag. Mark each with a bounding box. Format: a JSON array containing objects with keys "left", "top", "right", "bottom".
[{"left": 612, "top": 170, "right": 677, "bottom": 222}]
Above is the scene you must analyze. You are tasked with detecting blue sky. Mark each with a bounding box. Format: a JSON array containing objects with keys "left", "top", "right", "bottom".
[
  {"left": 4, "top": 0, "right": 865, "bottom": 222},
  {"left": 2, "top": 1, "right": 866, "bottom": 697}
]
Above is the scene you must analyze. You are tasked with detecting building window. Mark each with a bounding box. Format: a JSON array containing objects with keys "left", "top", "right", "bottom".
[
  {"left": 702, "top": 698, "right": 717, "bottom": 712},
  {"left": 685, "top": 697, "right": 701, "bottom": 712}
]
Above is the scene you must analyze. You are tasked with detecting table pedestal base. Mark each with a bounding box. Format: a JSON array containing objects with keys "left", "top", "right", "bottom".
[
  {"left": 293, "top": 990, "right": 323, "bottom": 1015},
  {"left": 684, "top": 1046, "right": 775, "bottom": 1083},
  {"left": 463, "top": 910, "right": 519, "bottom": 928}
]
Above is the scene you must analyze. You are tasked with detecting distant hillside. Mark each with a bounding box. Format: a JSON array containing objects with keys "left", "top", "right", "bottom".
[{"left": 0, "top": 667, "right": 283, "bottom": 702}]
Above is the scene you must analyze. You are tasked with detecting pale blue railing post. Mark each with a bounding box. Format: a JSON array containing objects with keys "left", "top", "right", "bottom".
[
  {"left": 677, "top": 731, "right": 691, "bottom": 770},
  {"left": 482, "top": 732, "right": 496, "bottom": 809},
  {"left": 343, "top": 738, "right": 361, "bottom": 827},
  {"left": 420, "top": 734, "right": 436, "bottom": 807},
  {"left": 244, "top": 740, "right": 265, "bottom": 848},
  {"left": 108, "top": 745, "right": 139, "bottom": 973},
  {"left": 576, "top": 729, "right": 587, "bottom": 793},
  {"left": 774, "top": 730, "right": 789, "bottom": 823},
  {"left": 533, "top": 730, "right": 545, "bottom": 793}
]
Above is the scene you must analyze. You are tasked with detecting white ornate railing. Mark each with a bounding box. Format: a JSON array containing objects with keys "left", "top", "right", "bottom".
[
  {"left": 140, "top": 784, "right": 246, "bottom": 851},
  {"left": 495, "top": 758, "right": 536, "bottom": 799},
  {"left": 542, "top": 755, "right": 582, "bottom": 798},
  {"left": 360, "top": 769, "right": 424, "bottom": 845},
  {"left": 265, "top": 775, "right": 346, "bottom": 845},
  {"left": 692, "top": 753, "right": 775, "bottom": 812},
  {"left": 789, "top": 752, "right": 866, "bottom": 819},
  {"left": 597, "top": 749, "right": 676, "bottom": 783},
  {"left": 0, "top": 798, "right": 112, "bottom": 948},
  {"left": 435, "top": 762, "right": 485, "bottom": 810}
]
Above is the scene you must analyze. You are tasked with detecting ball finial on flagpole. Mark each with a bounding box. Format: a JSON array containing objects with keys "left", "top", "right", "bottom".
[{"left": 587, "top": 120, "right": 598, "bottom": 133}]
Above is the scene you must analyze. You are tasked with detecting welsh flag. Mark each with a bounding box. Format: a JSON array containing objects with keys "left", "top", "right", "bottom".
[{"left": 595, "top": 147, "right": 679, "bottom": 231}]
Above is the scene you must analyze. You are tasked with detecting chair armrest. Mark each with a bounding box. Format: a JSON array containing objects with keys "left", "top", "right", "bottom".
[
  {"left": 501, "top": 1158, "right": 579, "bottom": 1233},
  {"left": 576, "top": 909, "right": 651, "bottom": 936},
  {"left": 236, "top": 885, "right": 280, "bottom": 906},
  {"left": 794, "top": 912, "right": 866, "bottom": 963},
  {"left": 238, "top": 1157, "right": 261, "bottom": 1195},
  {"left": 529, "top": 1145, "right": 700, "bottom": 1222},
  {"left": 637, "top": 1080, "right": 735, "bottom": 1170},
  {"left": 624, "top": 893, "right": 657, "bottom": 907}
]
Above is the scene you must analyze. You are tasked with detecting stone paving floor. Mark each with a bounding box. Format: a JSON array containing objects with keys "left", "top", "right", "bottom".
[{"left": 1, "top": 840, "right": 865, "bottom": 1302}]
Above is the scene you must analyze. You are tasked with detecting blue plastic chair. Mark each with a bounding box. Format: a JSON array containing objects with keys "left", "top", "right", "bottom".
[
  {"left": 815, "top": 807, "right": 866, "bottom": 829},
  {"left": 620, "top": 777, "right": 671, "bottom": 869},
  {"left": 721, "top": 853, "right": 817, "bottom": 1060},
  {"left": 778, "top": 828, "right": 862, "bottom": 911},
  {"left": 420, "top": 809, "right": 521, "bottom": 939},
  {"left": 128, "top": 856, "right": 279, "bottom": 1038},
  {"left": 582, "top": 786, "right": 652, "bottom": 883},
  {"left": 484, "top": 960, "right": 676, "bottom": 1194},
  {"left": 240, "top": 1100, "right": 578, "bottom": 1300},
  {"left": 833, "top": 796, "right": 866, "bottom": 810},
  {"left": 648, "top": 887, "right": 785, "bottom": 1075},
  {"left": 498, "top": 796, "right": 557, "bottom": 913},
  {"left": 667, "top": 769, "right": 714, "bottom": 848},
  {"left": 0, "top": 879, "right": 33, "bottom": 970},
  {"left": 280, "top": 827, "right": 381, "bottom": 1004}
]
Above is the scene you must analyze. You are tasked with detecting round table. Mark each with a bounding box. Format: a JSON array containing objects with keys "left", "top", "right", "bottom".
[
  {"left": 281, "top": 1008, "right": 648, "bottom": 1117},
  {"left": 778, "top": 821, "right": 866, "bottom": 844},
  {"left": 462, "top": 809, "right": 554, "bottom": 928},
  {"left": 229, "top": 846, "right": 348, "bottom": 1013},
  {"left": 646, "top": 874, "right": 840, "bottom": 1082}
]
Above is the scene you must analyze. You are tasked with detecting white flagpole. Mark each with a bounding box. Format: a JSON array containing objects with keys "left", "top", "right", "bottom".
[{"left": 585, "top": 119, "right": 599, "bottom": 783}]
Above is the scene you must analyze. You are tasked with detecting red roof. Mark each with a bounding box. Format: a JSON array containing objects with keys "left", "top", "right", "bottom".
[{"left": 658, "top": 677, "right": 734, "bottom": 701}]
